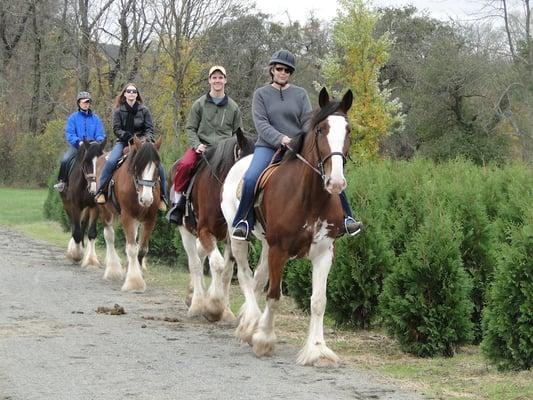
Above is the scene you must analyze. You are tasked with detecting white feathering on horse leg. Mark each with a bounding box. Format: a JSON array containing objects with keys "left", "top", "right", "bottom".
[
  {"left": 233, "top": 240, "right": 261, "bottom": 344},
  {"left": 179, "top": 227, "right": 206, "bottom": 318},
  {"left": 67, "top": 237, "right": 83, "bottom": 262},
  {"left": 81, "top": 238, "right": 101, "bottom": 269},
  {"left": 205, "top": 237, "right": 227, "bottom": 322},
  {"left": 252, "top": 298, "right": 279, "bottom": 357},
  {"left": 102, "top": 226, "right": 124, "bottom": 281},
  {"left": 121, "top": 243, "right": 146, "bottom": 292},
  {"left": 296, "top": 240, "right": 339, "bottom": 367}
]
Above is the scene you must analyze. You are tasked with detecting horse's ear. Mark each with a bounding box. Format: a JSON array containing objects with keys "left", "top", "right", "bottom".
[
  {"left": 155, "top": 136, "right": 162, "bottom": 151},
  {"left": 318, "top": 87, "right": 330, "bottom": 108},
  {"left": 340, "top": 89, "right": 353, "bottom": 113},
  {"left": 133, "top": 135, "right": 142, "bottom": 149},
  {"left": 100, "top": 137, "right": 107, "bottom": 151}
]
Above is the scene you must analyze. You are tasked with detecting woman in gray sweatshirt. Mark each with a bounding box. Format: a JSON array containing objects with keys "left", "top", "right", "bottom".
[{"left": 231, "top": 50, "right": 362, "bottom": 240}]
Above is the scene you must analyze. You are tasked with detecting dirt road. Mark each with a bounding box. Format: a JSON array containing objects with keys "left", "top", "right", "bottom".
[{"left": 0, "top": 226, "right": 427, "bottom": 400}]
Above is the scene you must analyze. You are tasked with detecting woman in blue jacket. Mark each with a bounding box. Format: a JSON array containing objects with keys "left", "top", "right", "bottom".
[{"left": 54, "top": 91, "right": 106, "bottom": 192}]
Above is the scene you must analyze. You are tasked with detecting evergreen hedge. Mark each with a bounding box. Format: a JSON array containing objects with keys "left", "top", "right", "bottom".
[{"left": 481, "top": 221, "right": 533, "bottom": 371}]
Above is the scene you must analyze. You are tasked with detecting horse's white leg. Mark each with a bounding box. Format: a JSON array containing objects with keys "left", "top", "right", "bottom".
[
  {"left": 122, "top": 220, "right": 145, "bottom": 292},
  {"left": 179, "top": 226, "right": 206, "bottom": 317},
  {"left": 81, "top": 238, "right": 101, "bottom": 269},
  {"left": 296, "top": 239, "right": 339, "bottom": 367},
  {"left": 204, "top": 235, "right": 230, "bottom": 322},
  {"left": 219, "top": 244, "right": 236, "bottom": 323},
  {"left": 232, "top": 239, "right": 262, "bottom": 345},
  {"left": 67, "top": 237, "right": 84, "bottom": 262},
  {"left": 252, "top": 297, "right": 279, "bottom": 357},
  {"left": 103, "top": 225, "right": 124, "bottom": 281}
]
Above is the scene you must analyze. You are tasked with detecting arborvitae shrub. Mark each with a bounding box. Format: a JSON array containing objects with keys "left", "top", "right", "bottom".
[
  {"left": 379, "top": 210, "right": 474, "bottom": 357},
  {"left": 481, "top": 222, "right": 533, "bottom": 371}
]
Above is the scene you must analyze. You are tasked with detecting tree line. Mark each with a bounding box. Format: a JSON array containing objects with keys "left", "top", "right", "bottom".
[{"left": 1, "top": 0, "right": 532, "bottom": 186}]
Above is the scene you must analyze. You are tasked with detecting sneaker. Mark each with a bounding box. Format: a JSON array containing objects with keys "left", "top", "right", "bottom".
[
  {"left": 95, "top": 193, "right": 106, "bottom": 204},
  {"left": 54, "top": 181, "right": 66, "bottom": 192},
  {"left": 344, "top": 216, "right": 363, "bottom": 237},
  {"left": 231, "top": 220, "right": 250, "bottom": 241}
]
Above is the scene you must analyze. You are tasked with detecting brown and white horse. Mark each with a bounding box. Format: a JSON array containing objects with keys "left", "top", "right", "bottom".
[
  {"left": 96, "top": 136, "right": 163, "bottom": 292},
  {"left": 221, "top": 88, "right": 353, "bottom": 366},
  {"left": 59, "top": 140, "right": 105, "bottom": 268},
  {"left": 171, "top": 129, "right": 254, "bottom": 321}
]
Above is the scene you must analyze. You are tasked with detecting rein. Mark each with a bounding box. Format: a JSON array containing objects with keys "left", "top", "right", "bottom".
[
  {"left": 284, "top": 117, "right": 348, "bottom": 183},
  {"left": 200, "top": 142, "right": 240, "bottom": 185}
]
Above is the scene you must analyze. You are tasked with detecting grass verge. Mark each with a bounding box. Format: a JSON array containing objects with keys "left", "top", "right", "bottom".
[{"left": 1, "top": 187, "right": 531, "bottom": 400}]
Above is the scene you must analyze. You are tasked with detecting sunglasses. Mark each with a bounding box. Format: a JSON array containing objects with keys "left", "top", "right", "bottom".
[
  {"left": 274, "top": 66, "right": 291, "bottom": 74},
  {"left": 125, "top": 89, "right": 138, "bottom": 94},
  {"left": 80, "top": 99, "right": 91, "bottom": 104}
]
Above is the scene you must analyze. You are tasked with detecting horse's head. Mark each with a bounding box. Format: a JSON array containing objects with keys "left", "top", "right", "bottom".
[
  {"left": 129, "top": 136, "right": 162, "bottom": 208},
  {"left": 77, "top": 139, "right": 106, "bottom": 195},
  {"left": 312, "top": 87, "right": 353, "bottom": 195}
]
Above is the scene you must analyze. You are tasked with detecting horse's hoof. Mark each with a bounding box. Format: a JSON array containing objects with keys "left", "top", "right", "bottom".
[{"left": 121, "top": 278, "right": 146, "bottom": 293}]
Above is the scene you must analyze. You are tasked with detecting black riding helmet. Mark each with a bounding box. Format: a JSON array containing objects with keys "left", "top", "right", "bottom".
[{"left": 268, "top": 49, "right": 295, "bottom": 73}]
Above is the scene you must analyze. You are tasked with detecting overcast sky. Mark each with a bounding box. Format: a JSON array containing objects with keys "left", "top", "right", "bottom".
[{"left": 254, "top": 0, "right": 485, "bottom": 23}]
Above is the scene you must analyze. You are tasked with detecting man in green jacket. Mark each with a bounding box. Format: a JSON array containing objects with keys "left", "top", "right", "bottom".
[{"left": 167, "top": 65, "right": 243, "bottom": 224}]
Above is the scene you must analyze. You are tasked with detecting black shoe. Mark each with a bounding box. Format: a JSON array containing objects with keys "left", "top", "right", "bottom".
[
  {"left": 231, "top": 220, "right": 250, "bottom": 241},
  {"left": 166, "top": 203, "right": 184, "bottom": 225},
  {"left": 343, "top": 216, "right": 363, "bottom": 237}
]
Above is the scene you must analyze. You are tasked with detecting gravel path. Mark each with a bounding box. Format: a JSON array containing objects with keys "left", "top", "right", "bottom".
[{"left": 0, "top": 226, "right": 428, "bottom": 400}]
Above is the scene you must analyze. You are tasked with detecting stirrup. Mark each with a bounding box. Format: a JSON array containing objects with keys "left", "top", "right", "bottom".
[
  {"left": 231, "top": 220, "right": 250, "bottom": 241},
  {"left": 54, "top": 181, "right": 66, "bottom": 192},
  {"left": 166, "top": 203, "right": 183, "bottom": 225},
  {"left": 344, "top": 216, "right": 362, "bottom": 237}
]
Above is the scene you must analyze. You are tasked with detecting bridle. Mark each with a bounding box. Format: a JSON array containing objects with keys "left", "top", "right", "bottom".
[
  {"left": 285, "top": 112, "right": 348, "bottom": 184},
  {"left": 129, "top": 140, "right": 159, "bottom": 193}
]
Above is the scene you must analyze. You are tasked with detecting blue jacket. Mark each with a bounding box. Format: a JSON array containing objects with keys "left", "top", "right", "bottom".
[{"left": 65, "top": 110, "right": 106, "bottom": 148}]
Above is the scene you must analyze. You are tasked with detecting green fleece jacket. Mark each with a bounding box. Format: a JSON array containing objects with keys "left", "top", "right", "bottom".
[{"left": 185, "top": 93, "right": 242, "bottom": 148}]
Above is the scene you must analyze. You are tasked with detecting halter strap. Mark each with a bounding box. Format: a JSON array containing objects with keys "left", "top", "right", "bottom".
[{"left": 284, "top": 144, "right": 324, "bottom": 178}]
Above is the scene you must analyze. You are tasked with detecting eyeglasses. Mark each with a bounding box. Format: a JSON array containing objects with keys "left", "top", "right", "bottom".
[
  {"left": 274, "top": 66, "right": 291, "bottom": 74},
  {"left": 125, "top": 89, "right": 138, "bottom": 94},
  {"left": 80, "top": 99, "right": 91, "bottom": 104}
]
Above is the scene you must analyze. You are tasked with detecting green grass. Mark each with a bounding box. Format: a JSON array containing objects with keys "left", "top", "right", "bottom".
[{"left": 1, "top": 186, "right": 532, "bottom": 400}]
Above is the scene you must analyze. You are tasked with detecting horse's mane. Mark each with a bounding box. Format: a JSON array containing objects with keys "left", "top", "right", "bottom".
[
  {"left": 195, "top": 133, "right": 255, "bottom": 181},
  {"left": 129, "top": 142, "right": 160, "bottom": 175},
  {"left": 282, "top": 100, "right": 345, "bottom": 161}
]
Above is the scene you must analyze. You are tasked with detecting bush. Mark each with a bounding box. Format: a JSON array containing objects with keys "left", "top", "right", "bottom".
[
  {"left": 481, "top": 222, "right": 533, "bottom": 371},
  {"left": 379, "top": 209, "right": 474, "bottom": 357}
]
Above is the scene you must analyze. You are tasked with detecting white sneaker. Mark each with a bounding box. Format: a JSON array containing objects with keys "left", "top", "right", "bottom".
[{"left": 54, "top": 182, "right": 66, "bottom": 192}]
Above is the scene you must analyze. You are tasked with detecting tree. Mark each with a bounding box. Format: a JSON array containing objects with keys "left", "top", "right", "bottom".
[{"left": 322, "top": 0, "right": 404, "bottom": 159}]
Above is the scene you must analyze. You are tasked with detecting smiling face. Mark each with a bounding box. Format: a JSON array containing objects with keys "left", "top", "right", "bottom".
[
  {"left": 124, "top": 85, "right": 138, "bottom": 103},
  {"left": 208, "top": 71, "right": 226, "bottom": 95}
]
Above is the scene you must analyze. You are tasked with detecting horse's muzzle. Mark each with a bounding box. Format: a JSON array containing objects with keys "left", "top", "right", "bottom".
[{"left": 325, "top": 176, "right": 346, "bottom": 195}]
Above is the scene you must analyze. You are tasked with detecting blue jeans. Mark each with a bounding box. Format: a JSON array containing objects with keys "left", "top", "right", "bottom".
[
  {"left": 232, "top": 146, "right": 275, "bottom": 229},
  {"left": 58, "top": 145, "right": 78, "bottom": 182},
  {"left": 97, "top": 142, "right": 167, "bottom": 199},
  {"left": 339, "top": 191, "right": 353, "bottom": 218}
]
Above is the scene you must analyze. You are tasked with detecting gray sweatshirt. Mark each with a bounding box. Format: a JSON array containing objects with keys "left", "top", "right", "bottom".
[{"left": 252, "top": 84, "right": 312, "bottom": 148}]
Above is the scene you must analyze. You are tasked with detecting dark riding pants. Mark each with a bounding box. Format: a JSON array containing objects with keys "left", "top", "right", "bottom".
[{"left": 58, "top": 145, "right": 78, "bottom": 182}]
